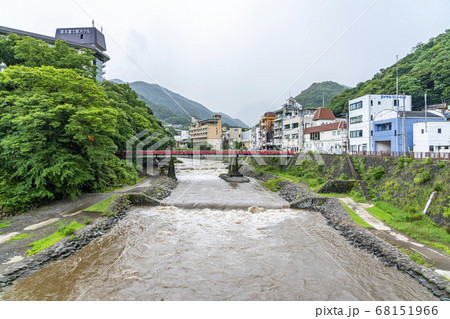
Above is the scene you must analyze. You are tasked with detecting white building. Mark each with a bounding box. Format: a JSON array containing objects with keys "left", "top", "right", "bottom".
[
  {"left": 174, "top": 129, "right": 189, "bottom": 142},
  {"left": 413, "top": 122, "right": 450, "bottom": 153},
  {"left": 348, "top": 94, "right": 412, "bottom": 152},
  {"left": 250, "top": 126, "right": 261, "bottom": 150},
  {"left": 304, "top": 121, "right": 347, "bottom": 154},
  {"left": 273, "top": 98, "right": 302, "bottom": 149}
]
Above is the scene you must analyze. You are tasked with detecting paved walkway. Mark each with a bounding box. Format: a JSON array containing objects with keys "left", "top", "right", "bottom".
[
  {"left": 339, "top": 197, "right": 450, "bottom": 279},
  {"left": 0, "top": 175, "right": 156, "bottom": 273}
]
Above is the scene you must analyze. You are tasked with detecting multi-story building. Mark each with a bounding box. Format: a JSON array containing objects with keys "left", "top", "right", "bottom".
[
  {"left": 229, "top": 127, "right": 243, "bottom": 147},
  {"left": 189, "top": 114, "right": 223, "bottom": 149},
  {"left": 260, "top": 112, "right": 276, "bottom": 149},
  {"left": 250, "top": 126, "right": 261, "bottom": 150},
  {"left": 241, "top": 130, "right": 251, "bottom": 150},
  {"left": 413, "top": 121, "right": 450, "bottom": 153},
  {"left": 372, "top": 110, "right": 445, "bottom": 153},
  {"left": 348, "top": 94, "right": 412, "bottom": 152},
  {"left": 304, "top": 121, "right": 347, "bottom": 154},
  {"left": 0, "top": 25, "right": 109, "bottom": 81},
  {"left": 273, "top": 98, "right": 301, "bottom": 149}
]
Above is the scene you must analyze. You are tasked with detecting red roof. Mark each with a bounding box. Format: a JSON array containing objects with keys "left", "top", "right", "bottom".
[
  {"left": 304, "top": 121, "right": 346, "bottom": 134},
  {"left": 312, "top": 108, "right": 336, "bottom": 121}
]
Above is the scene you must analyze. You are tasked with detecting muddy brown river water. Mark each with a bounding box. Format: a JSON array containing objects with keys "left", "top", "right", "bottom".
[{"left": 0, "top": 160, "right": 436, "bottom": 300}]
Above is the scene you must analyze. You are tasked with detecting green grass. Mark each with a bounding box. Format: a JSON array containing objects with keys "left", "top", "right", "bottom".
[
  {"left": 368, "top": 201, "right": 450, "bottom": 255},
  {"left": 318, "top": 192, "right": 350, "bottom": 198},
  {"left": 258, "top": 168, "right": 326, "bottom": 192},
  {"left": 339, "top": 200, "right": 373, "bottom": 228},
  {"left": 0, "top": 220, "right": 11, "bottom": 228},
  {"left": 84, "top": 194, "right": 117, "bottom": 213},
  {"left": 262, "top": 178, "right": 284, "bottom": 192},
  {"left": 398, "top": 248, "right": 430, "bottom": 267},
  {"left": 366, "top": 206, "right": 393, "bottom": 223},
  {"left": 6, "top": 233, "right": 33, "bottom": 243},
  {"left": 26, "top": 221, "right": 85, "bottom": 256}
]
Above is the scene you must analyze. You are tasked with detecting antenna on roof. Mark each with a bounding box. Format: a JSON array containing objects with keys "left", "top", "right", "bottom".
[
  {"left": 101, "top": 26, "right": 103, "bottom": 32},
  {"left": 92, "top": 20, "right": 95, "bottom": 27},
  {"left": 322, "top": 89, "right": 325, "bottom": 108}
]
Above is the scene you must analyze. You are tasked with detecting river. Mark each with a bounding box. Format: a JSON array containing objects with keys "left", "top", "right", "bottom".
[{"left": 1, "top": 159, "right": 435, "bottom": 300}]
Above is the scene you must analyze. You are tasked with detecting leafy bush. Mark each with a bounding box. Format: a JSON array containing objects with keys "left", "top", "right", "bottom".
[
  {"left": 372, "top": 166, "right": 385, "bottom": 181},
  {"left": 438, "top": 162, "right": 445, "bottom": 168},
  {"left": 423, "top": 158, "right": 432, "bottom": 165},
  {"left": 262, "top": 178, "right": 284, "bottom": 192},
  {"left": 421, "top": 169, "right": 432, "bottom": 183},
  {"left": 433, "top": 183, "right": 444, "bottom": 192},
  {"left": 338, "top": 173, "right": 348, "bottom": 180}
]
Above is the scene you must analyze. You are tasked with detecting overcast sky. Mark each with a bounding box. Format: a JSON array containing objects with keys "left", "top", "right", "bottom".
[{"left": 2, "top": 0, "right": 450, "bottom": 125}]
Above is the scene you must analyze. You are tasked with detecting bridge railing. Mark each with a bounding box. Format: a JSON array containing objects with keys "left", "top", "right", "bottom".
[
  {"left": 116, "top": 150, "right": 297, "bottom": 156},
  {"left": 349, "top": 151, "right": 449, "bottom": 161}
]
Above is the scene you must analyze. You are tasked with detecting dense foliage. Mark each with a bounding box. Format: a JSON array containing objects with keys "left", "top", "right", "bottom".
[
  {"left": 294, "top": 81, "right": 348, "bottom": 109},
  {"left": 0, "top": 35, "right": 173, "bottom": 213},
  {"left": 0, "top": 33, "right": 97, "bottom": 78},
  {"left": 329, "top": 29, "right": 450, "bottom": 116}
]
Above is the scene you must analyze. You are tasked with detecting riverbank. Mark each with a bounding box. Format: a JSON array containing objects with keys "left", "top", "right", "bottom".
[
  {"left": 0, "top": 176, "right": 177, "bottom": 293},
  {"left": 240, "top": 163, "right": 450, "bottom": 300}
]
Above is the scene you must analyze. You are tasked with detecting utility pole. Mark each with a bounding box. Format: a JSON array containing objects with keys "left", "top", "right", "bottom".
[
  {"left": 425, "top": 91, "right": 428, "bottom": 132},
  {"left": 322, "top": 89, "right": 325, "bottom": 108},
  {"left": 396, "top": 55, "right": 399, "bottom": 154},
  {"left": 402, "top": 93, "right": 406, "bottom": 154}
]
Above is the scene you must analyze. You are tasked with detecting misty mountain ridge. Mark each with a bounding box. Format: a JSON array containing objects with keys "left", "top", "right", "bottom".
[{"left": 110, "top": 79, "right": 248, "bottom": 128}]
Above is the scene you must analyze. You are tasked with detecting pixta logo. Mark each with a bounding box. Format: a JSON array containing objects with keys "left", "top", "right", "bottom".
[{"left": 126, "top": 130, "right": 174, "bottom": 174}]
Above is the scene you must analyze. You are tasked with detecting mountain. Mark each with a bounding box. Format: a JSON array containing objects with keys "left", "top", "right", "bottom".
[
  {"left": 111, "top": 80, "right": 248, "bottom": 128},
  {"left": 328, "top": 29, "right": 450, "bottom": 117},
  {"left": 294, "top": 81, "right": 349, "bottom": 109}
]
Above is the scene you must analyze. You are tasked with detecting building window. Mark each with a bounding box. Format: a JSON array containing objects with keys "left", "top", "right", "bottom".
[
  {"left": 429, "top": 145, "right": 434, "bottom": 152},
  {"left": 349, "top": 101, "right": 362, "bottom": 111},
  {"left": 421, "top": 129, "right": 424, "bottom": 134},
  {"left": 378, "top": 101, "right": 381, "bottom": 105},
  {"left": 351, "top": 145, "right": 357, "bottom": 151},
  {"left": 394, "top": 100, "right": 398, "bottom": 106},
  {"left": 284, "top": 124, "right": 290, "bottom": 129},
  {"left": 350, "top": 130, "right": 363, "bottom": 138},
  {"left": 438, "top": 128, "right": 442, "bottom": 133},
  {"left": 376, "top": 123, "right": 392, "bottom": 131},
  {"left": 370, "top": 100, "right": 373, "bottom": 106},
  {"left": 310, "top": 132, "right": 320, "bottom": 141},
  {"left": 333, "top": 131, "right": 336, "bottom": 136},
  {"left": 292, "top": 123, "right": 299, "bottom": 128},
  {"left": 350, "top": 115, "right": 363, "bottom": 124}
]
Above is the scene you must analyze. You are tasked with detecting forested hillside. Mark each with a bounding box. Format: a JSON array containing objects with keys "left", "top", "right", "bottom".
[
  {"left": 0, "top": 34, "right": 173, "bottom": 213},
  {"left": 329, "top": 29, "right": 450, "bottom": 116},
  {"left": 125, "top": 80, "right": 248, "bottom": 128},
  {"left": 294, "top": 81, "right": 348, "bottom": 109}
]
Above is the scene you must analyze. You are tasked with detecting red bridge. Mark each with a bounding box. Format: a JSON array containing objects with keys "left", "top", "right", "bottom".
[{"left": 116, "top": 150, "right": 296, "bottom": 158}]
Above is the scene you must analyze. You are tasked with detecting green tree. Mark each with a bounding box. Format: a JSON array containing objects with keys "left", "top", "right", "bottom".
[
  {"left": 0, "top": 66, "right": 136, "bottom": 212},
  {"left": 0, "top": 33, "right": 97, "bottom": 78}
]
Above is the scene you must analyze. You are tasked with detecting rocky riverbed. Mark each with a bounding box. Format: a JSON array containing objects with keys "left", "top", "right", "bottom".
[{"left": 240, "top": 164, "right": 450, "bottom": 300}]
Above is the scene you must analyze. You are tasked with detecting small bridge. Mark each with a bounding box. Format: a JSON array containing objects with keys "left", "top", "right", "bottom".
[{"left": 117, "top": 150, "right": 296, "bottom": 159}]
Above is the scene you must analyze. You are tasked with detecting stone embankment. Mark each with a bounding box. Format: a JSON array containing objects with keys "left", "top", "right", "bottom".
[
  {"left": 240, "top": 164, "right": 450, "bottom": 300},
  {"left": 0, "top": 176, "right": 177, "bottom": 293}
]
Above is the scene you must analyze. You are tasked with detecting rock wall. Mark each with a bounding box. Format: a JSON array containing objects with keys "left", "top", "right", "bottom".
[
  {"left": 317, "top": 180, "right": 356, "bottom": 194},
  {"left": 240, "top": 164, "right": 450, "bottom": 300}
]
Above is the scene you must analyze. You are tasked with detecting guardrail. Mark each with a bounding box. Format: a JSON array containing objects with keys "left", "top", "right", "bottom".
[{"left": 349, "top": 151, "right": 449, "bottom": 160}]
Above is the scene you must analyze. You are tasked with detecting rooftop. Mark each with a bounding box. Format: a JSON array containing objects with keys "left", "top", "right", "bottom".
[
  {"left": 0, "top": 25, "right": 110, "bottom": 62},
  {"left": 312, "top": 108, "right": 336, "bottom": 121},
  {"left": 304, "top": 121, "right": 345, "bottom": 134}
]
